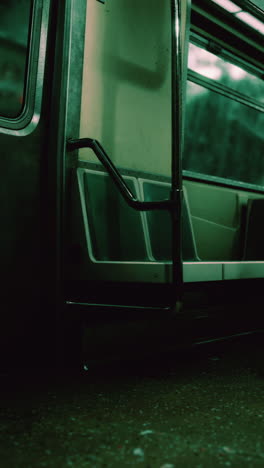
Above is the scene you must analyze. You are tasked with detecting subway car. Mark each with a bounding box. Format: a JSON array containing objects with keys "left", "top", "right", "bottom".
[{"left": 1, "top": 0, "right": 264, "bottom": 370}]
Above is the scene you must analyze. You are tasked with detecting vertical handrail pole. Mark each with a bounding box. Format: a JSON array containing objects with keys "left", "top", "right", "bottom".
[{"left": 170, "top": 0, "right": 184, "bottom": 313}]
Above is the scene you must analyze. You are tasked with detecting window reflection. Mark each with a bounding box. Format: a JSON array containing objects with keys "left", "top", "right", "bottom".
[
  {"left": 0, "top": 0, "right": 32, "bottom": 118},
  {"left": 183, "top": 82, "right": 264, "bottom": 186}
]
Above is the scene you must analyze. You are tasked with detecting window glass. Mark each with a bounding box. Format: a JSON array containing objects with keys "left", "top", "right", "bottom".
[
  {"left": 0, "top": 0, "right": 32, "bottom": 118},
  {"left": 183, "top": 81, "right": 264, "bottom": 186},
  {"left": 188, "top": 43, "right": 264, "bottom": 103}
]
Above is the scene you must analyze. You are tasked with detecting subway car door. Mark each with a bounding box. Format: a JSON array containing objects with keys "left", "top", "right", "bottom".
[
  {"left": 0, "top": 0, "right": 56, "bottom": 369},
  {"left": 62, "top": 0, "right": 191, "bottom": 320}
]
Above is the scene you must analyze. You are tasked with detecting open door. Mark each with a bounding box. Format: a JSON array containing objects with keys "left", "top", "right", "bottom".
[{"left": 64, "top": 0, "right": 191, "bottom": 313}]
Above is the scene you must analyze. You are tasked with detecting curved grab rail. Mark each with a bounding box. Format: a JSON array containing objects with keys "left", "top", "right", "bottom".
[
  {"left": 67, "top": 137, "right": 177, "bottom": 212},
  {"left": 66, "top": 0, "right": 185, "bottom": 313}
]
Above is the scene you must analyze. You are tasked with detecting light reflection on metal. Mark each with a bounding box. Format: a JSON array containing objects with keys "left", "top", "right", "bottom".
[
  {"left": 194, "top": 330, "right": 258, "bottom": 346},
  {"left": 170, "top": 0, "right": 184, "bottom": 312}
]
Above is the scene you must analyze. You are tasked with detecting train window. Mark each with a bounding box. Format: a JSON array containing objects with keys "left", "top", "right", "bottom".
[
  {"left": 183, "top": 81, "right": 264, "bottom": 186},
  {"left": 188, "top": 43, "right": 264, "bottom": 102},
  {"left": 0, "top": 0, "right": 32, "bottom": 118}
]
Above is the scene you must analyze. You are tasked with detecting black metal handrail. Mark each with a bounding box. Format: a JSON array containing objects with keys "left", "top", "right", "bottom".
[
  {"left": 66, "top": 0, "right": 185, "bottom": 314},
  {"left": 67, "top": 137, "right": 177, "bottom": 212}
]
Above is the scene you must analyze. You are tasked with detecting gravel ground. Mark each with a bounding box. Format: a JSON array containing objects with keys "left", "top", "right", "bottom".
[{"left": 1, "top": 333, "right": 264, "bottom": 467}]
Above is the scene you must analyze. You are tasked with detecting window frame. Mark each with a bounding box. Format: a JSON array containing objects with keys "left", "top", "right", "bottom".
[
  {"left": 0, "top": 0, "right": 49, "bottom": 135},
  {"left": 188, "top": 69, "right": 264, "bottom": 113}
]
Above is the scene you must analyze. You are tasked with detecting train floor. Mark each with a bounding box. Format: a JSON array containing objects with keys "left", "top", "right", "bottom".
[{"left": 1, "top": 332, "right": 264, "bottom": 467}]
